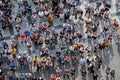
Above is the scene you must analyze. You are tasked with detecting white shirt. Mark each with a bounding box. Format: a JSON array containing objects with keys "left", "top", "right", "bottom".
[
  {"left": 40, "top": 0, "right": 44, "bottom": 2},
  {"left": 7, "top": 54, "right": 13, "bottom": 61},
  {"left": 86, "top": 46, "right": 92, "bottom": 51},
  {"left": 59, "top": 13, "right": 64, "bottom": 19},
  {"left": 27, "top": 56, "right": 32, "bottom": 63},
  {"left": 18, "top": 0, "right": 23, "bottom": 3},
  {"left": 70, "top": 15, "right": 75, "bottom": 20},
  {"left": 79, "top": 58, "right": 85, "bottom": 65},
  {"left": 59, "top": 2, "right": 64, "bottom": 9},
  {"left": 38, "top": 11, "right": 44, "bottom": 17},
  {"left": 44, "top": 10, "right": 49, "bottom": 16},
  {"left": 66, "top": 0, "right": 73, "bottom": 4},
  {"left": 32, "top": 66, "right": 37, "bottom": 73},
  {"left": 74, "top": 18, "right": 79, "bottom": 24}
]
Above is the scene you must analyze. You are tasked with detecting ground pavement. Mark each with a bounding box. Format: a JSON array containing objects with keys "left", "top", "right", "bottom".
[{"left": 0, "top": 0, "right": 120, "bottom": 80}]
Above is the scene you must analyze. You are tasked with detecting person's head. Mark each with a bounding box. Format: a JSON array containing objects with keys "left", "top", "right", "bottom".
[
  {"left": 87, "top": 54, "right": 91, "bottom": 57},
  {"left": 81, "top": 56, "right": 84, "bottom": 58}
]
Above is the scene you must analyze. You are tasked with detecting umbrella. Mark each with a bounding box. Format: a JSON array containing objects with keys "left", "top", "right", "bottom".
[
  {"left": 24, "top": 30, "right": 30, "bottom": 36},
  {"left": 20, "top": 34, "right": 26, "bottom": 39}
]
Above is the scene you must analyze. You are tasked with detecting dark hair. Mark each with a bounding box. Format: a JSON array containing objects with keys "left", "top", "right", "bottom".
[{"left": 14, "top": 77, "right": 19, "bottom": 80}]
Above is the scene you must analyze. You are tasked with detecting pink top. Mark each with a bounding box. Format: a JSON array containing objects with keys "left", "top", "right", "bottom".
[{"left": 34, "top": 0, "right": 39, "bottom": 3}]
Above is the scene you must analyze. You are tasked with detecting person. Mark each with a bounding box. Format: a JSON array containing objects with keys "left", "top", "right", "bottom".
[
  {"left": 27, "top": 41, "right": 33, "bottom": 53},
  {"left": 48, "top": 12, "right": 53, "bottom": 25},
  {"left": 0, "top": 75, "right": 4, "bottom": 80},
  {"left": 96, "top": 0, "right": 102, "bottom": 10},
  {"left": 86, "top": 55, "right": 92, "bottom": 65},
  {"left": 32, "top": 76, "right": 37, "bottom": 80},
  {"left": 79, "top": 56, "right": 86, "bottom": 70},
  {"left": 96, "top": 56, "right": 102, "bottom": 69},
  {"left": 38, "top": 77, "right": 44, "bottom": 80},
  {"left": 17, "top": 0, "right": 23, "bottom": 8},
  {"left": 59, "top": 1, "right": 64, "bottom": 9},
  {"left": 33, "top": 56, "right": 39, "bottom": 64},
  {"left": 64, "top": 55, "right": 70, "bottom": 68},
  {"left": 44, "top": 9, "right": 50, "bottom": 16},
  {"left": 110, "top": 70, "right": 115, "bottom": 80},
  {"left": 55, "top": 66, "right": 61, "bottom": 77},
  {"left": 104, "top": 12, "right": 109, "bottom": 22},
  {"left": 56, "top": 76, "right": 62, "bottom": 80},
  {"left": 106, "top": 67, "right": 111, "bottom": 75},
  {"left": 81, "top": 70, "right": 87, "bottom": 80},
  {"left": 64, "top": 12, "right": 69, "bottom": 22},
  {"left": 50, "top": 74, "right": 56, "bottom": 80},
  {"left": 85, "top": 7, "right": 91, "bottom": 18},
  {"left": 0, "top": 30, "right": 3, "bottom": 38},
  {"left": 101, "top": 24, "right": 109, "bottom": 36},
  {"left": 102, "top": 40, "right": 109, "bottom": 47},
  {"left": 76, "top": 31, "right": 82, "bottom": 42},
  {"left": 7, "top": 69, "right": 13, "bottom": 80},
  {"left": 108, "top": 34, "right": 112, "bottom": 43},
  {"left": 100, "top": 78, "right": 104, "bottom": 80},
  {"left": 105, "top": 2, "right": 111, "bottom": 11},
  {"left": 40, "top": 0, "right": 44, "bottom": 3},
  {"left": 71, "top": 54, "right": 78, "bottom": 66},
  {"left": 34, "top": 0, "right": 39, "bottom": 4},
  {"left": 93, "top": 73, "right": 98, "bottom": 80},
  {"left": 38, "top": 10, "right": 44, "bottom": 18},
  {"left": 11, "top": 48, "right": 17, "bottom": 58},
  {"left": 15, "top": 24, "right": 20, "bottom": 34},
  {"left": 88, "top": 63, "right": 95, "bottom": 74},
  {"left": 18, "top": 57, "right": 25, "bottom": 69},
  {"left": 70, "top": 67, "right": 75, "bottom": 80},
  {"left": 105, "top": 66, "right": 111, "bottom": 80},
  {"left": 14, "top": 77, "right": 19, "bottom": 80},
  {"left": 63, "top": 68, "right": 70, "bottom": 80}
]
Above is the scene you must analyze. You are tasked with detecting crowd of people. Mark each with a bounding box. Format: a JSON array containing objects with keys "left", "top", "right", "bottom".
[{"left": 0, "top": 0, "right": 119, "bottom": 80}]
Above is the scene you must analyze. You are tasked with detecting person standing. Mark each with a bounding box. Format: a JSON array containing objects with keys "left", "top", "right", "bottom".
[
  {"left": 110, "top": 70, "right": 115, "bottom": 80},
  {"left": 93, "top": 73, "right": 98, "bottom": 80},
  {"left": 17, "top": 0, "right": 23, "bottom": 8},
  {"left": 15, "top": 24, "right": 20, "bottom": 35},
  {"left": 7, "top": 69, "right": 13, "bottom": 80},
  {"left": 0, "top": 30, "right": 3, "bottom": 38},
  {"left": 81, "top": 70, "right": 87, "bottom": 80},
  {"left": 105, "top": 66, "right": 111, "bottom": 80},
  {"left": 48, "top": 12, "right": 53, "bottom": 26},
  {"left": 70, "top": 67, "right": 75, "bottom": 80}
]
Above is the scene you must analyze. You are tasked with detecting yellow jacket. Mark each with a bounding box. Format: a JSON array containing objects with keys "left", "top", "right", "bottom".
[
  {"left": 48, "top": 16, "right": 53, "bottom": 23},
  {"left": 33, "top": 57, "right": 39, "bottom": 63},
  {"left": 11, "top": 48, "right": 16, "bottom": 55}
]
